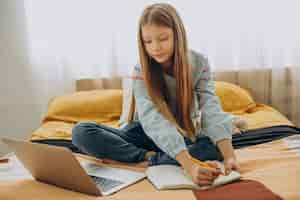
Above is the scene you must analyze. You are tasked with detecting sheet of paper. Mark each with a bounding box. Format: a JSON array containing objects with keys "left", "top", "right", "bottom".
[
  {"left": 284, "top": 135, "right": 300, "bottom": 156},
  {"left": 0, "top": 153, "right": 33, "bottom": 181}
]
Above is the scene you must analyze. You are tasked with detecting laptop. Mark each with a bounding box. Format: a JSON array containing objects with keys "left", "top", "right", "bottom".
[{"left": 1, "top": 138, "right": 146, "bottom": 196}]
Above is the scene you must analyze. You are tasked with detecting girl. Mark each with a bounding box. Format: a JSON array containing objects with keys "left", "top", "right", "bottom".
[{"left": 72, "top": 3, "right": 240, "bottom": 186}]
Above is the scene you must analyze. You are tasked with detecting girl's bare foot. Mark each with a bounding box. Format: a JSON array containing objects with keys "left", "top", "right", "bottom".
[
  {"left": 144, "top": 151, "right": 156, "bottom": 161},
  {"left": 136, "top": 160, "right": 149, "bottom": 167},
  {"left": 102, "top": 158, "right": 150, "bottom": 167}
]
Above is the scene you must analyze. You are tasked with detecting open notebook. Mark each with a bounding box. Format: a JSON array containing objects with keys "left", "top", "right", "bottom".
[{"left": 146, "top": 163, "right": 241, "bottom": 190}]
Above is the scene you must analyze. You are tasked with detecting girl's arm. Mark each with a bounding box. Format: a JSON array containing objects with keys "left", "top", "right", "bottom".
[
  {"left": 217, "top": 139, "right": 240, "bottom": 174},
  {"left": 194, "top": 52, "right": 239, "bottom": 173},
  {"left": 194, "top": 53, "right": 235, "bottom": 145},
  {"left": 132, "top": 64, "right": 223, "bottom": 185}
]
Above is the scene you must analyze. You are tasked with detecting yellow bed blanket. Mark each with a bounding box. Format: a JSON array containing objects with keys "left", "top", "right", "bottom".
[{"left": 30, "top": 81, "right": 293, "bottom": 141}]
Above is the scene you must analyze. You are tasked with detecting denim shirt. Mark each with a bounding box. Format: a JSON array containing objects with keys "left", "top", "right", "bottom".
[{"left": 130, "top": 50, "right": 234, "bottom": 159}]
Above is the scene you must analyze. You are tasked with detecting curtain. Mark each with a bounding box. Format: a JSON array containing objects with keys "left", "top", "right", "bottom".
[{"left": 23, "top": 0, "right": 300, "bottom": 125}]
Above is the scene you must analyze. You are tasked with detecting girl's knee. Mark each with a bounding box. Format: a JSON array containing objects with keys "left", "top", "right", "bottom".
[
  {"left": 190, "top": 136, "right": 224, "bottom": 161},
  {"left": 72, "top": 122, "right": 98, "bottom": 146}
]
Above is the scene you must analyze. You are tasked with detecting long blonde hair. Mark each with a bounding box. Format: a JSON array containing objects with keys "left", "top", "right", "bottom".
[{"left": 128, "top": 3, "right": 196, "bottom": 141}]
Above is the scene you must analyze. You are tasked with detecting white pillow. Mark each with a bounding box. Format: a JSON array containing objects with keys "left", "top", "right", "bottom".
[{"left": 118, "top": 76, "right": 133, "bottom": 129}]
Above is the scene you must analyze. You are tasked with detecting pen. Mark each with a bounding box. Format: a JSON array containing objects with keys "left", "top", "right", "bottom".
[
  {"left": 190, "top": 156, "right": 225, "bottom": 176},
  {"left": 0, "top": 158, "right": 9, "bottom": 164},
  {"left": 190, "top": 156, "right": 215, "bottom": 170}
]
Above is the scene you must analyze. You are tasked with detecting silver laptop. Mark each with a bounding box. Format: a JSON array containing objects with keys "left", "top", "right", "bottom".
[{"left": 1, "top": 138, "right": 146, "bottom": 196}]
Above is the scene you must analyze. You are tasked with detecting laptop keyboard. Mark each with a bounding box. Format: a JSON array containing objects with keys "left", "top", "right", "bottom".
[{"left": 90, "top": 175, "right": 124, "bottom": 193}]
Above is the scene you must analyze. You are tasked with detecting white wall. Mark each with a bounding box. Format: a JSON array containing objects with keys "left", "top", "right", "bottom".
[{"left": 0, "top": 0, "right": 41, "bottom": 155}]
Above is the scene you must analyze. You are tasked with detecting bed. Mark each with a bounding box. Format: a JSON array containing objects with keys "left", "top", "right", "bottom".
[{"left": 1, "top": 69, "right": 299, "bottom": 200}]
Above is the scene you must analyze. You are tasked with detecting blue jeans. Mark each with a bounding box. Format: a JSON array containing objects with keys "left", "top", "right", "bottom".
[{"left": 72, "top": 121, "right": 223, "bottom": 166}]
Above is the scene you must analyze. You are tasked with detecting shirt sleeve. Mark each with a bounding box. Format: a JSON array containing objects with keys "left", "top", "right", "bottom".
[
  {"left": 132, "top": 65, "right": 187, "bottom": 159},
  {"left": 195, "top": 54, "right": 234, "bottom": 144}
]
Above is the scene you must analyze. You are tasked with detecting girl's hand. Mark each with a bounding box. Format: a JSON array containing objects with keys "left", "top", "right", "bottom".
[
  {"left": 185, "top": 160, "right": 222, "bottom": 186},
  {"left": 176, "top": 150, "right": 222, "bottom": 186},
  {"left": 224, "top": 157, "right": 240, "bottom": 175}
]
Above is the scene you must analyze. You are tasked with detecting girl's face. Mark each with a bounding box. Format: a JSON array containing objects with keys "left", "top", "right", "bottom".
[{"left": 141, "top": 24, "right": 174, "bottom": 68}]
